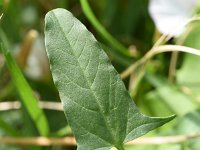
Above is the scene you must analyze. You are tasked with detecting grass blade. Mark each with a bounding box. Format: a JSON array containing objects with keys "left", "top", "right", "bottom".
[{"left": 0, "top": 36, "right": 49, "bottom": 136}]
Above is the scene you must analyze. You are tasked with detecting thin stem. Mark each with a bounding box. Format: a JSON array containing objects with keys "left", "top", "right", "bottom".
[
  {"left": 0, "top": 14, "right": 3, "bottom": 20},
  {"left": 145, "top": 45, "right": 200, "bottom": 62},
  {"left": 121, "top": 45, "right": 200, "bottom": 79},
  {"left": 1, "top": 132, "right": 200, "bottom": 146},
  {"left": 127, "top": 132, "right": 200, "bottom": 145},
  {"left": 0, "top": 101, "right": 63, "bottom": 111},
  {"left": 80, "top": 0, "right": 132, "bottom": 57},
  {"left": 0, "top": 136, "right": 76, "bottom": 146},
  {"left": 168, "top": 51, "right": 179, "bottom": 82},
  {"left": 168, "top": 24, "right": 196, "bottom": 82},
  {"left": 120, "top": 35, "right": 171, "bottom": 79},
  {"left": 129, "top": 68, "right": 145, "bottom": 97},
  {"left": 152, "top": 34, "right": 171, "bottom": 48},
  {"left": 127, "top": 34, "right": 171, "bottom": 96},
  {"left": 186, "top": 15, "right": 200, "bottom": 25}
]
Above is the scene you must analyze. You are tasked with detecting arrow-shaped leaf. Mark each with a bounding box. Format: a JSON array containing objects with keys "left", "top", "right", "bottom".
[{"left": 45, "top": 8, "right": 175, "bottom": 150}]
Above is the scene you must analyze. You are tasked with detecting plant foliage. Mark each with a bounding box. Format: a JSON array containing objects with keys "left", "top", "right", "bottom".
[{"left": 45, "top": 8, "right": 174, "bottom": 150}]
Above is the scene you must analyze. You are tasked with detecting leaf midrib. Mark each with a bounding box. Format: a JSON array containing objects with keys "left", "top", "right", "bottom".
[{"left": 51, "top": 11, "right": 119, "bottom": 146}]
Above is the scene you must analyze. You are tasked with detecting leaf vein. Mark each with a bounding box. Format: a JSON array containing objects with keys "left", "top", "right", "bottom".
[{"left": 52, "top": 12, "right": 116, "bottom": 142}]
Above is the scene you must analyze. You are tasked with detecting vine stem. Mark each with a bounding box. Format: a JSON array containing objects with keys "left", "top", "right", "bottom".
[
  {"left": 128, "top": 34, "right": 171, "bottom": 96},
  {"left": 0, "top": 101, "right": 63, "bottom": 111},
  {"left": 121, "top": 45, "right": 200, "bottom": 79},
  {"left": 1, "top": 132, "right": 200, "bottom": 146},
  {"left": 80, "top": 0, "right": 132, "bottom": 57},
  {"left": 168, "top": 15, "right": 200, "bottom": 82}
]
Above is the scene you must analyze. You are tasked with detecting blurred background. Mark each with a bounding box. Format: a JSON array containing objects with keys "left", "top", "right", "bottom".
[{"left": 0, "top": 0, "right": 200, "bottom": 150}]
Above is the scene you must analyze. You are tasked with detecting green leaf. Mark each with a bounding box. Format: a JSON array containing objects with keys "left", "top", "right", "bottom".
[
  {"left": 171, "top": 110, "right": 200, "bottom": 150},
  {"left": 0, "top": 31, "right": 49, "bottom": 136},
  {"left": 146, "top": 75, "right": 198, "bottom": 116},
  {"left": 45, "top": 8, "right": 175, "bottom": 150}
]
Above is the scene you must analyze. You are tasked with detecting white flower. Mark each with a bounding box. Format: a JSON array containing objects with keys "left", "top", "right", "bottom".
[{"left": 149, "top": 0, "right": 199, "bottom": 36}]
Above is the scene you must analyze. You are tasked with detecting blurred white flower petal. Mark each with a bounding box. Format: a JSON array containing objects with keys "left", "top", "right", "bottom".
[{"left": 149, "top": 0, "right": 199, "bottom": 36}]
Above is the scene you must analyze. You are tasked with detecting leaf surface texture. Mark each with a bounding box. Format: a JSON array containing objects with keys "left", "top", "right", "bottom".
[{"left": 45, "top": 8, "right": 175, "bottom": 150}]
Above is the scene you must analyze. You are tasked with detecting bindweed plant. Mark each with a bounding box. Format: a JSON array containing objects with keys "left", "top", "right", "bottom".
[
  {"left": 1, "top": 0, "right": 200, "bottom": 150},
  {"left": 44, "top": 8, "right": 175, "bottom": 150}
]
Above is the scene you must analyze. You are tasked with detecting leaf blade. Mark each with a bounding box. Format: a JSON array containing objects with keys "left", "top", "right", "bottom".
[
  {"left": 0, "top": 31, "right": 49, "bottom": 136},
  {"left": 45, "top": 8, "right": 175, "bottom": 150}
]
